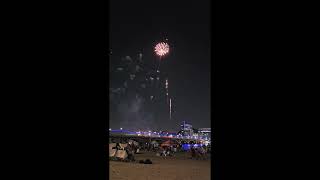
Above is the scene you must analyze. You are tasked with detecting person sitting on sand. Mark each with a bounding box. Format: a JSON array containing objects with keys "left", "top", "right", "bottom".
[
  {"left": 173, "top": 146, "right": 177, "bottom": 153},
  {"left": 116, "top": 143, "right": 121, "bottom": 150},
  {"left": 162, "top": 147, "right": 167, "bottom": 157},
  {"left": 162, "top": 147, "right": 170, "bottom": 157}
]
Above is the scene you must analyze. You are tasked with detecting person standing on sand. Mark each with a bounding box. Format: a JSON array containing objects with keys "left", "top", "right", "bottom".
[
  {"left": 125, "top": 144, "right": 132, "bottom": 161},
  {"left": 162, "top": 147, "right": 167, "bottom": 157},
  {"left": 191, "top": 147, "right": 196, "bottom": 159},
  {"left": 199, "top": 146, "right": 206, "bottom": 160}
]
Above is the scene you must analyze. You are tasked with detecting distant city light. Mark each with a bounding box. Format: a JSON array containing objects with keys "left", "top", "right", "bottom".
[
  {"left": 120, "top": 128, "right": 123, "bottom": 130},
  {"left": 109, "top": 128, "right": 111, "bottom": 131}
]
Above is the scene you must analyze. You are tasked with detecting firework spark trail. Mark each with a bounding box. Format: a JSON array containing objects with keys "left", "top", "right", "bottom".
[
  {"left": 165, "top": 79, "right": 169, "bottom": 104},
  {"left": 169, "top": 98, "right": 172, "bottom": 120}
]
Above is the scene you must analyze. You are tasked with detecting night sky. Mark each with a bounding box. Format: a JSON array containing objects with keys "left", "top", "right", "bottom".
[{"left": 109, "top": 0, "right": 211, "bottom": 131}]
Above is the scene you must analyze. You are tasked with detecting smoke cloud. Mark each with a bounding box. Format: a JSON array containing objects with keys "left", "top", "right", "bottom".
[{"left": 116, "top": 96, "right": 157, "bottom": 131}]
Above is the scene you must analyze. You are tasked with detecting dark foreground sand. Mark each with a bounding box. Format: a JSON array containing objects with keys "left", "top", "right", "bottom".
[{"left": 109, "top": 151, "right": 211, "bottom": 180}]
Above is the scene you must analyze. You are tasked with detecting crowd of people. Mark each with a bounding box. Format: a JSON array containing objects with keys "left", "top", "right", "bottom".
[
  {"left": 155, "top": 145, "right": 178, "bottom": 157},
  {"left": 190, "top": 145, "right": 209, "bottom": 160},
  {"left": 108, "top": 138, "right": 211, "bottom": 162}
]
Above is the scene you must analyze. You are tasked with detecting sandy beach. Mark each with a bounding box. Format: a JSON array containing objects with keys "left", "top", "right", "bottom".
[{"left": 109, "top": 151, "right": 211, "bottom": 180}]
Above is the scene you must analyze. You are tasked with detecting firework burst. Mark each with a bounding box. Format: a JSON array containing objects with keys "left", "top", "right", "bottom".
[{"left": 154, "top": 42, "right": 169, "bottom": 57}]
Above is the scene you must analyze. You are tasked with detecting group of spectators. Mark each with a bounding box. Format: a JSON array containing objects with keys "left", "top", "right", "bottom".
[
  {"left": 190, "top": 145, "right": 209, "bottom": 160},
  {"left": 156, "top": 145, "right": 179, "bottom": 157},
  {"left": 108, "top": 138, "right": 211, "bottom": 161}
]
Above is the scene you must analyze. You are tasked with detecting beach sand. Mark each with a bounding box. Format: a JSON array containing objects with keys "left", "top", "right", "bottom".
[{"left": 109, "top": 151, "right": 211, "bottom": 180}]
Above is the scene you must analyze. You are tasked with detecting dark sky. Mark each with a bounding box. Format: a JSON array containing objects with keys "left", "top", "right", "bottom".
[{"left": 109, "top": 0, "right": 211, "bottom": 130}]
